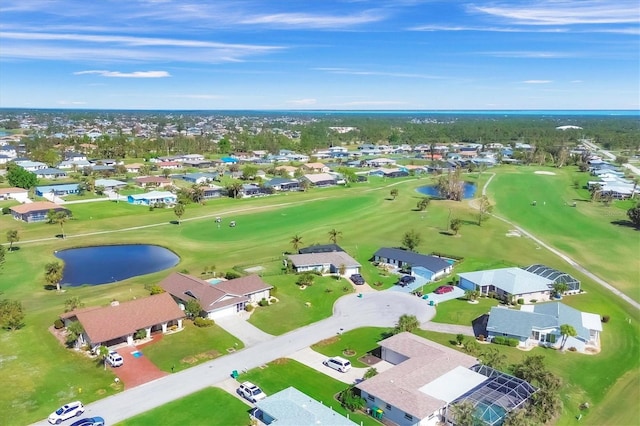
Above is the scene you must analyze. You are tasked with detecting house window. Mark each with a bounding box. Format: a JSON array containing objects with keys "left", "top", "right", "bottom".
[
  {"left": 367, "top": 395, "right": 375, "bottom": 401},
  {"left": 385, "top": 404, "right": 391, "bottom": 410},
  {"left": 404, "top": 413, "right": 413, "bottom": 421}
]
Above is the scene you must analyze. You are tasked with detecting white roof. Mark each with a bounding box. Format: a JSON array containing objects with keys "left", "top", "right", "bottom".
[
  {"left": 459, "top": 268, "right": 552, "bottom": 295},
  {"left": 582, "top": 312, "right": 603, "bottom": 332},
  {"left": 419, "top": 366, "right": 487, "bottom": 403}
]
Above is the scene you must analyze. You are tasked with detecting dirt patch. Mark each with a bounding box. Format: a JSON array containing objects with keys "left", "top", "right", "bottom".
[
  {"left": 534, "top": 171, "right": 556, "bottom": 175},
  {"left": 272, "top": 358, "right": 290, "bottom": 365},
  {"left": 343, "top": 350, "right": 356, "bottom": 357},
  {"left": 358, "top": 354, "right": 382, "bottom": 366},
  {"left": 181, "top": 356, "right": 198, "bottom": 364},
  {"left": 506, "top": 230, "right": 522, "bottom": 237},
  {"left": 316, "top": 336, "right": 339, "bottom": 346}
]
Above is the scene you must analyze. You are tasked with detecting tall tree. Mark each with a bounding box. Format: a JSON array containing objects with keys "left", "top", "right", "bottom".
[
  {"left": 417, "top": 197, "right": 431, "bottom": 211},
  {"left": 328, "top": 228, "right": 342, "bottom": 244},
  {"left": 174, "top": 203, "right": 185, "bottom": 225},
  {"left": 226, "top": 181, "right": 243, "bottom": 198},
  {"left": 290, "top": 234, "right": 303, "bottom": 251},
  {"left": 627, "top": 203, "right": 640, "bottom": 228},
  {"left": 6, "top": 229, "right": 19, "bottom": 252},
  {"left": 436, "top": 167, "right": 464, "bottom": 201},
  {"left": 51, "top": 211, "right": 70, "bottom": 238},
  {"left": 64, "top": 296, "right": 84, "bottom": 312},
  {"left": 390, "top": 188, "right": 399, "bottom": 200},
  {"left": 559, "top": 324, "right": 577, "bottom": 350},
  {"left": 450, "top": 218, "right": 462, "bottom": 235},
  {"left": 477, "top": 195, "right": 493, "bottom": 225},
  {"left": 449, "top": 401, "right": 476, "bottom": 426},
  {"left": 479, "top": 347, "right": 506, "bottom": 370},
  {"left": 394, "top": 314, "right": 420, "bottom": 334},
  {"left": 96, "top": 345, "right": 110, "bottom": 370},
  {"left": 45, "top": 261, "right": 63, "bottom": 291},
  {"left": 401, "top": 229, "right": 421, "bottom": 251},
  {"left": 6, "top": 163, "right": 38, "bottom": 189}
]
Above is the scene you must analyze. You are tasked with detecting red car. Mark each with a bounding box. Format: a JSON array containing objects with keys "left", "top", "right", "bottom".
[{"left": 434, "top": 286, "right": 454, "bottom": 294}]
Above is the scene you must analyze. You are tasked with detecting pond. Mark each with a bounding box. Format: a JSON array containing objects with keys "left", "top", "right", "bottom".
[
  {"left": 416, "top": 182, "right": 477, "bottom": 199},
  {"left": 54, "top": 244, "right": 179, "bottom": 286}
]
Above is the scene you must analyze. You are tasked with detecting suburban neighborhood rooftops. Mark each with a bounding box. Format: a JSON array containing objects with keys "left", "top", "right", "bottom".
[
  {"left": 10, "top": 201, "right": 68, "bottom": 214},
  {"left": 95, "top": 179, "right": 127, "bottom": 187},
  {"left": 459, "top": 267, "right": 552, "bottom": 295},
  {"left": 298, "top": 244, "right": 344, "bottom": 254},
  {"left": 374, "top": 247, "right": 451, "bottom": 273},
  {"left": 65, "top": 293, "right": 185, "bottom": 344},
  {"left": 255, "top": 387, "right": 357, "bottom": 426},
  {"left": 288, "top": 251, "right": 360, "bottom": 268},
  {"left": 486, "top": 307, "right": 558, "bottom": 339},
  {"left": 135, "top": 176, "right": 172, "bottom": 184},
  {"left": 128, "top": 191, "right": 176, "bottom": 200},
  {"left": 303, "top": 173, "right": 336, "bottom": 184},
  {"left": 214, "top": 275, "right": 273, "bottom": 296},
  {"left": 160, "top": 272, "right": 243, "bottom": 311}
]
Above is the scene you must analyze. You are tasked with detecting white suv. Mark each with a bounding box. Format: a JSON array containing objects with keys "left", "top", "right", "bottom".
[
  {"left": 48, "top": 401, "right": 84, "bottom": 424},
  {"left": 323, "top": 356, "right": 352, "bottom": 373},
  {"left": 237, "top": 381, "right": 267, "bottom": 403},
  {"left": 107, "top": 351, "right": 124, "bottom": 367}
]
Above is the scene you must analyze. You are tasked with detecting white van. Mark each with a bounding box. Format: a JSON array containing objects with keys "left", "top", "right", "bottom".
[
  {"left": 107, "top": 351, "right": 124, "bottom": 367},
  {"left": 323, "top": 356, "right": 351, "bottom": 373}
]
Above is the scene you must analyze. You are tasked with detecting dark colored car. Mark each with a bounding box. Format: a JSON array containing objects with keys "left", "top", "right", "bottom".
[
  {"left": 70, "top": 417, "right": 104, "bottom": 426},
  {"left": 398, "top": 275, "right": 416, "bottom": 286},
  {"left": 350, "top": 274, "right": 365, "bottom": 285},
  {"left": 434, "top": 285, "right": 454, "bottom": 294}
]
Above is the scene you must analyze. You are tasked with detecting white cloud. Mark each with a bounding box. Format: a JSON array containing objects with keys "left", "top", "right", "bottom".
[
  {"left": 57, "top": 100, "right": 87, "bottom": 105},
  {"left": 479, "top": 51, "right": 574, "bottom": 58},
  {"left": 522, "top": 80, "right": 552, "bottom": 84},
  {"left": 409, "top": 24, "right": 566, "bottom": 33},
  {"left": 315, "top": 67, "right": 442, "bottom": 79},
  {"left": 472, "top": 1, "right": 640, "bottom": 25},
  {"left": 74, "top": 70, "right": 171, "bottom": 78},
  {"left": 239, "top": 10, "right": 385, "bottom": 28},
  {"left": 286, "top": 98, "right": 317, "bottom": 105}
]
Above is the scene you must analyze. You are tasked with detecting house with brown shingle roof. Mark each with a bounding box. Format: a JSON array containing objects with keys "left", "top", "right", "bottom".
[
  {"left": 61, "top": 293, "right": 184, "bottom": 349},
  {"left": 134, "top": 176, "right": 173, "bottom": 188},
  {"left": 160, "top": 273, "right": 272, "bottom": 320},
  {"left": 356, "top": 333, "right": 535, "bottom": 426},
  {"left": 10, "top": 201, "right": 70, "bottom": 223}
]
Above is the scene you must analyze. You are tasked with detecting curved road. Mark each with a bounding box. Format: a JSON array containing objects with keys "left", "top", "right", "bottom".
[{"left": 32, "top": 291, "right": 434, "bottom": 425}]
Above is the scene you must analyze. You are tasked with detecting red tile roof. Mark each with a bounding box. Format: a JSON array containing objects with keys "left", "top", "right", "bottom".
[
  {"left": 0, "top": 187, "right": 28, "bottom": 195},
  {"left": 159, "top": 272, "right": 248, "bottom": 313},
  {"left": 10, "top": 201, "right": 68, "bottom": 214},
  {"left": 72, "top": 293, "right": 185, "bottom": 344}
]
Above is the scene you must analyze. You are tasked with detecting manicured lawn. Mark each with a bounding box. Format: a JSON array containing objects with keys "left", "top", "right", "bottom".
[
  {"left": 431, "top": 297, "right": 499, "bottom": 325},
  {"left": 142, "top": 321, "right": 244, "bottom": 373},
  {"left": 311, "top": 327, "right": 388, "bottom": 368},
  {"left": 118, "top": 387, "right": 250, "bottom": 426},
  {"left": 248, "top": 275, "right": 355, "bottom": 335},
  {"left": 241, "top": 358, "right": 376, "bottom": 426}
]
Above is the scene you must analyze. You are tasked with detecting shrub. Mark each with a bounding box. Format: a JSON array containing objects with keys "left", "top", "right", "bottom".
[
  {"left": 456, "top": 334, "right": 464, "bottom": 345},
  {"left": 601, "top": 315, "right": 610, "bottom": 323},
  {"left": 225, "top": 270, "right": 242, "bottom": 280},
  {"left": 492, "top": 336, "right": 506, "bottom": 345},
  {"left": 488, "top": 291, "right": 498, "bottom": 299},
  {"left": 245, "top": 304, "right": 254, "bottom": 312},
  {"left": 363, "top": 367, "right": 378, "bottom": 379},
  {"left": 529, "top": 299, "right": 537, "bottom": 303},
  {"left": 517, "top": 298, "right": 525, "bottom": 305},
  {"left": 492, "top": 336, "right": 518, "bottom": 347},
  {"left": 338, "top": 387, "right": 365, "bottom": 412},
  {"left": 270, "top": 286, "right": 277, "bottom": 295},
  {"left": 1, "top": 207, "right": 10, "bottom": 215},
  {"left": 134, "top": 329, "right": 147, "bottom": 339},
  {"left": 194, "top": 317, "right": 214, "bottom": 327},
  {"left": 145, "top": 283, "right": 165, "bottom": 295},
  {"left": 478, "top": 334, "right": 485, "bottom": 342},
  {"left": 53, "top": 319, "right": 64, "bottom": 329},
  {"left": 258, "top": 298, "right": 269, "bottom": 307},
  {"left": 508, "top": 338, "right": 519, "bottom": 347},
  {"left": 568, "top": 347, "right": 578, "bottom": 352},
  {"left": 325, "top": 288, "right": 333, "bottom": 293}
]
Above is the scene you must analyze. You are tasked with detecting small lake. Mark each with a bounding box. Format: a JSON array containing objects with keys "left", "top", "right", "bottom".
[
  {"left": 55, "top": 244, "right": 179, "bottom": 286},
  {"left": 416, "top": 182, "right": 477, "bottom": 199}
]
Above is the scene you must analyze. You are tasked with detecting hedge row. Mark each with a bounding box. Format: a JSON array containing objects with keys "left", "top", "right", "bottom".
[{"left": 492, "top": 336, "right": 519, "bottom": 347}]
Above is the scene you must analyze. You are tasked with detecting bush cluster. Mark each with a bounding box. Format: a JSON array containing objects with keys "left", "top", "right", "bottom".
[
  {"left": 225, "top": 271, "right": 242, "bottom": 280},
  {"left": 492, "top": 336, "right": 519, "bottom": 347},
  {"left": 601, "top": 315, "right": 610, "bottom": 323},
  {"left": 245, "top": 305, "right": 254, "bottom": 312},
  {"left": 258, "top": 298, "right": 269, "bottom": 307},
  {"left": 517, "top": 298, "right": 525, "bottom": 305},
  {"left": 194, "top": 317, "right": 215, "bottom": 327},
  {"left": 53, "top": 319, "right": 64, "bottom": 329}
]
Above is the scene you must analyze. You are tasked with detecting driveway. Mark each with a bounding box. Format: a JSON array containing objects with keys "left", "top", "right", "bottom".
[
  {"left": 215, "top": 315, "right": 274, "bottom": 347},
  {"left": 424, "top": 286, "right": 466, "bottom": 304},
  {"left": 31, "top": 291, "right": 434, "bottom": 425},
  {"left": 111, "top": 347, "right": 168, "bottom": 389}
]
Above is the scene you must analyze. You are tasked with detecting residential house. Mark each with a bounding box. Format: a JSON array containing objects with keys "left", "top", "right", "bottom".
[
  {"left": 10, "top": 201, "right": 70, "bottom": 222},
  {"left": 15, "top": 160, "right": 47, "bottom": 171},
  {"left": 60, "top": 293, "right": 184, "bottom": 349},
  {"left": 458, "top": 267, "right": 553, "bottom": 303},
  {"left": 124, "top": 163, "right": 145, "bottom": 173},
  {"left": 240, "top": 183, "right": 270, "bottom": 198},
  {"left": 35, "top": 183, "right": 80, "bottom": 197},
  {"left": 58, "top": 159, "right": 92, "bottom": 170},
  {"left": 128, "top": 191, "right": 177, "bottom": 206},
  {"left": 35, "top": 167, "right": 67, "bottom": 179},
  {"left": 287, "top": 251, "right": 361, "bottom": 276},
  {"left": 302, "top": 173, "right": 336, "bottom": 187},
  {"left": 298, "top": 244, "right": 344, "bottom": 254},
  {"left": 369, "top": 168, "right": 409, "bottom": 178},
  {"left": 157, "top": 161, "right": 182, "bottom": 170},
  {"left": 160, "top": 272, "right": 273, "bottom": 319},
  {"left": 95, "top": 179, "right": 127, "bottom": 191},
  {"left": 264, "top": 177, "right": 300, "bottom": 192},
  {"left": 202, "top": 184, "right": 224, "bottom": 199},
  {"left": 356, "top": 333, "right": 536, "bottom": 426},
  {"left": 183, "top": 159, "right": 213, "bottom": 169},
  {"left": 373, "top": 248, "right": 452, "bottom": 281},
  {"left": 366, "top": 158, "right": 397, "bottom": 168},
  {"left": 0, "top": 187, "right": 29, "bottom": 202},
  {"left": 255, "top": 387, "right": 357, "bottom": 426},
  {"left": 135, "top": 176, "right": 173, "bottom": 188},
  {"left": 64, "top": 152, "right": 88, "bottom": 162},
  {"left": 523, "top": 264, "right": 581, "bottom": 293},
  {"left": 275, "top": 165, "right": 298, "bottom": 177},
  {"left": 180, "top": 173, "right": 218, "bottom": 185},
  {"left": 302, "top": 162, "right": 330, "bottom": 174},
  {"left": 181, "top": 154, "right": 206, "bottom": 162},
  {"left": 486, "top": 302, "right": 602, "bottom": 352}
]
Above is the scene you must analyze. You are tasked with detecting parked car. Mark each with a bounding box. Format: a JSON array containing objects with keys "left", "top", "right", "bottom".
[
  {"left": 350, "top": 274, "right": 365, "bottom": 285},
  {"left": 434, "top": 285, "right": 454, "bottom": 294},
  {"left": 323, "top": 356, "right": 352, "bottom": 373},
  {"left": 398, "top": 275, "right": 416, "bottom": 286},
  {"left": 70, "top": 417, "right": 105, "bottom": 426},
  {"left": 237, "top": 381, "right": 267, "bottom": 403},
  {"left": 48, "top": 401, "right": 85, "bottom": 425},
  {"left": 107, "top": 351, "right": 124, "bottom": 367}
]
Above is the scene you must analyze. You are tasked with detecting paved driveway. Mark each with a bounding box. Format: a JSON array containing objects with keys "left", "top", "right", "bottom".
[
  {"left": 31, "top": 291, "right": 434, "bottom": 426},
  {"left": 215, "top": 315, "right": 274, "bottom": 347}
]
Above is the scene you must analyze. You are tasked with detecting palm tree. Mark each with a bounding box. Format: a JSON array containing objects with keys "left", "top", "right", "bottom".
[
  {"left": 191, "top": 184, "right": 205, "bottom": 204},
  {"left": 45, "top": 261, "right": 63, "bottom": 291},
  {"left": 552, "top": 282, "right": 569, "bottom": 298},
  {"left": 96, "top": 345, "right": 110, "bottom": 370},
  {"left": 560, "top": 324, "right": 577, "bottom": 350},
  {"left": 328, "top": 228, "right": 342, "bottom": 244},
  {"left": 174, "top": 203, "right": 185, "bottom": 224},
  {"left": 53, "top": 211, "right": 69, "bottom": 238},
  {"left": 226, "top": 181, "right": 243, "bottom": 199},
  {"left": 6, "top": 229, "right": 19, "bottom": 252},
  {"left": 449, "top": 401, "right": 476, "bottom": 426},
  {"left": 290, "top": 234, "right": 303, "bottom": 252},
  {"left": 394, "top": 314, "right": 420, "bottom": 334}
]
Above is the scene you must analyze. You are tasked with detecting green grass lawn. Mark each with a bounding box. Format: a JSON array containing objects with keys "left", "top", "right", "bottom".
[
  {"left": 142, "top": 321, "right": 244, "bottom": 373},
  {"left": 241, "top": 358, "right": 376, "bottom": 426},
  {"left": 431, "top": 297, "right": 499, "bottom": 325},
  {"left": 248, "top": 275, "right": 355, "bottom": 335},
  {"left": 310, "top": 327, "right": 389, "bottom": 368},
  {"left": 117, "top": 387, "right": 251, "bottom": 426},
  {"left": 0, "top": 167, "right": 638, "bottom": 425}
]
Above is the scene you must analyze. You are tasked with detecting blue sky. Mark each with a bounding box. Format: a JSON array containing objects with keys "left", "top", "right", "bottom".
[{"left": 0, "top": 0, "right": 638, "bottom": 110}]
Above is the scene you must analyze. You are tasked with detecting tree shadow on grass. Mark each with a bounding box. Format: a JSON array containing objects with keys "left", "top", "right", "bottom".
[
  {"left": 169, "top": 220, "right": 179, "bottom": 225},
  {"left": 44, "top": 284, "right": 58, "bottom": 291},
  {"left": 611, "top": 220, "right": 638, "bottom": 230},
  {"left": 7, "top": 247, "right": 21, "bottom": 252},
  {"left": 439, "top": 231, "right": 455, "bottom": 236}
]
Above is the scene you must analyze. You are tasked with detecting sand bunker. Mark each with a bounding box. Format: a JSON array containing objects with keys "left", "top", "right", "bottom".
[{"left": 535, "top": 171, "right": 556, "bottom": 175}]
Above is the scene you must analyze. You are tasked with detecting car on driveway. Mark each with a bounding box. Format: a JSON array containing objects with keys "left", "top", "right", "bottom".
[
  {"left": 434, "top": 285, "right": 454, "bottom": 294},
  {"left": 398, "top": 275, "right": 416, "bottom": 286},
  {"left": 323, "top": 356, "right": 352, "bottom": 373},
  {"left": 350, "top": 274, "right": 365, "bottom": 285},
  {"left": 237, "top": 381, "right": 267, "bottom": 403},
  {"left": 70, "top": 417, "right": 105, "bottom": 426},
  {"left": 107, "top": 351, "right": 124, "bottom": 367},
  {"left": 48, "top": 401, "right": 85, "bottom": 424}
]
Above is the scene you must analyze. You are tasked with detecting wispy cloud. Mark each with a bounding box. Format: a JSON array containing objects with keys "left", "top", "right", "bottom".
[
  {"left": 239, "top": 10, "right": 385, "bottom": 28},
  {"left": 522, "top": 80, "right": 552, "bottom": 84},
  {"left": 315, "top": 67, "right": 442, "bottom": 79},
  {"left": 57, "top": 100, "right": 87, "bottom": 105},
  {"left": 471, "top": 1, "right": 639, "bottom": 25},
  {"left": 286, "top": 98, "right": 317, "bottom": 105},
  {"left": 74, "top": 70, "right": 171, "bottom": 78},
  {"left": 409, "top": 24, "right": 566, "bottom": 33},
  {"left": 171, "top": 94, "right": 225, "bottom": 100},
  {"left": 479, "top": 51, "right": 575, "bottom": 58}
]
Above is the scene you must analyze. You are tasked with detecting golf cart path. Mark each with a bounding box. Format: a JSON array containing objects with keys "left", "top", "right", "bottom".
[
  {"left": 31, "top": 292, "right": 435, "bottom": 425},
  {"left": 471, "top": 173, "right": 639, "bottom": 310}
]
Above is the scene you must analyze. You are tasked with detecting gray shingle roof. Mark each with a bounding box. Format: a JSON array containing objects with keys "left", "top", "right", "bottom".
[
  {"left": 486, "top": 307, "right": 557, "bottom": 339},
  {"left": 458, "top": 268, "right": 552, "bottom": 295},
  {"left": 373, "top": 247, "right": 451, "bottom": 273}
]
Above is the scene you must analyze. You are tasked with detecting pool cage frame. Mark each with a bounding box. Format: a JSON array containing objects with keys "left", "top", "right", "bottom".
[
  {"left": 444, "top": 364, "right": 537, "bottom": 426},
  {"left": 523, "top": 264, "right": 581, "bottom": 292}
]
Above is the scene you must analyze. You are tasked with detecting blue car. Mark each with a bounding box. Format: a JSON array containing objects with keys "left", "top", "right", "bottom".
[{"left": 70, "top": 417, "right": 105, "bottom": 426}]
